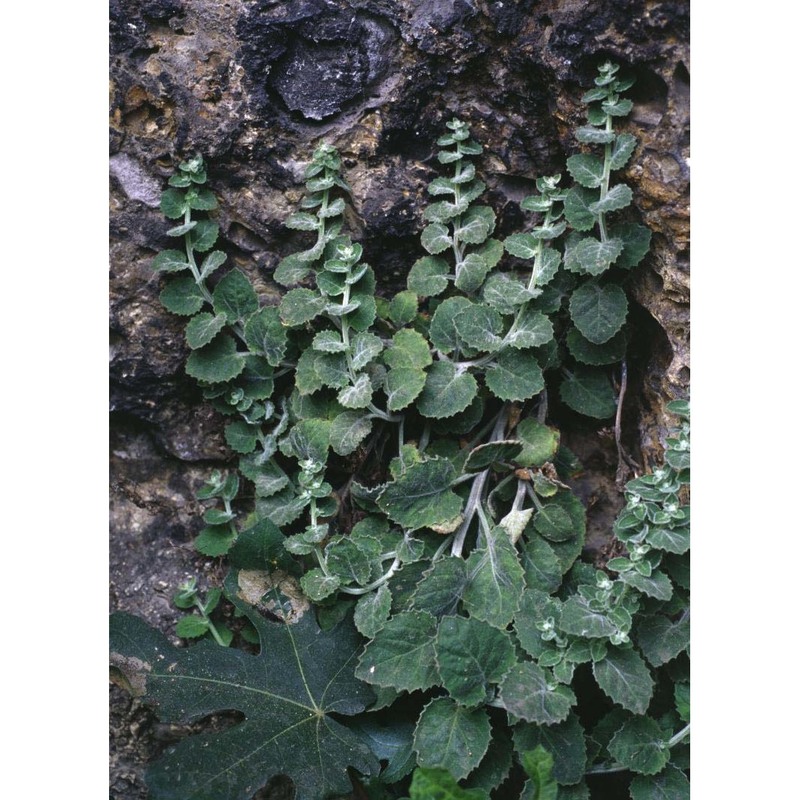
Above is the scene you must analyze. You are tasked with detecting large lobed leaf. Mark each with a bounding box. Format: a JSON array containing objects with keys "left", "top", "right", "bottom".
[{"left": 109, "top": 570, "right": 379, "bottom": 800}]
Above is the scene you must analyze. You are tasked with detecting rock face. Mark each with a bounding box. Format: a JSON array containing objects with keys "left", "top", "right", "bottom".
[{"left": 109, "top": 1, "right": 688, "bottom": 796}]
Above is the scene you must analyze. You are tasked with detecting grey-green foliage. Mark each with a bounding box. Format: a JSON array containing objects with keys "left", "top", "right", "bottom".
[{"left": 118, "top": 66, "right": 675, "bottom": 800}]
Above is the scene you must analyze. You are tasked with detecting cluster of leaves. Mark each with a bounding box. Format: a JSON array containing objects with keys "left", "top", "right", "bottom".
[{"left": 110, "top": 63, "right": 687, "bottom": 800}]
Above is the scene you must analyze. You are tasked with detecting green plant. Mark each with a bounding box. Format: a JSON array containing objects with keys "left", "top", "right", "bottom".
[{"left": 111, "top": 62, "right": 688, "bottom": 800}]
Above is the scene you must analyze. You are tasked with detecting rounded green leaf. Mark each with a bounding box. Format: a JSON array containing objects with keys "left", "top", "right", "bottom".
[
  {"left": 499, "top": 661, "right": 576, "bottom": 725},
  {"left": 385, "top": 367, "right": 427, "bottom": 411},
  {"left": 417, "top": 361, "right": 478, "bottom": 419},
  {"left": 429, "top": 297, "right": 474, "bottom": 354},
  {"left": 564, "top": 236, "right": 624, "bottom": 276},
  {"left": 485, "top": 350, "right": 545, "bottom": 402},
  {"left": 566, "top": 327, "right": 627, "bottom": 365},
  {"left": 186, "top": 334, "right": 246, "bottom": 383},
  {"left": 408, "top": 256, "right": 450, "bottom": 296},
  {"left": 570, "top": 277, "right": 629, "bottom": 342},
  {"left": 454, "top": 304, "right": 504, "bottom": 352},
  {"left": 330, "top": 411, "right": 373, "bottom": 456},
  {"left": 152, "top": 249, "right": 190, "bottom": 273},
  {"left": 564, "top": 187, "right": 599, "bottom": 231},
  {"left": 353, "top": 584, "right": 392, "bottom": 639},
  {"left": 421, "top": 223, "right": 452, "bottom": 255},
  {"left": 194, "top": 524, "right": 237, "bottom": 556},
  {"left": 515, "top": 419, "right": 560, "bottom": 467},
  {"left": 630, "top": 765, "right": 690, "bottom": 800},
  {"left": 185, "top": 311, "right": 227, "bottom": 349},
  {"left": 384, "top": 329, "right": 432, "bottom": 370},
  {"left": 608, "top": 717, "right": 669, "bottom": 775},
  {"left": 534, "top": 504, "right": 575, "bottom": 542},
  {"left": 560, "top": 368, "right": 617, "bottom": 418},
  {"left": 212, "top": 269, "right": 259, "bottom": 322},
  {"left": 593, "top": 646, "right": 654, "bottom": 714},
  {"left": 244, "top": 306, "right": 288, "bottom": 366},
  {"left": 175, "top": 615, "right": 211, "bottom": 638},
  {"left": 389, "top": 290, "right": 419, "bottom": 326},
  {"left": 566, "top": 154, "right": 605, "bottom": 188},
  {"left": 160, "top": 188, "right": 187, "bottom": 219},
  {"left": 160, "top": 275, "right": 205, "bottom": 316}
]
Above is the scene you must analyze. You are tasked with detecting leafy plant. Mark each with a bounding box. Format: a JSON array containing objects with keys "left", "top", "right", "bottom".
[{"left": 112, "top": 62, "right": 688, "bottom": 800}]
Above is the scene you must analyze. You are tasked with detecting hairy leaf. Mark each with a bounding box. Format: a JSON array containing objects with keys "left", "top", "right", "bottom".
[
  {"left": 608, "top": 716, "right": 669, "bottom": 775},
  {"left": 186, "top": 335, "right": 246, "bottom": 383},
  {"left": 630, "top": 765, "right": 690, "bottom": 800},
  {"left": 429, "top": 297, "right": 474, "bottom": 354},
  {"left": 519, "top": 746, "right": 559, "bottom": 800},
  {"left": 504, "top": 308, "right": 554, "bottom": 349},
  {"left": 454, "top": 304, "right": 504, "bottom": 351},
  {"left": 414, "top": 698, "right": 491, "bottom": 780},
  {"left": 457, "top": 206, "right": 496, "bottom": 244},
  {"left": 160, "top": 276, "right": 206, "bottom": 316},
  {"left": 566, "top": 154, "right": 605, "bottom": 189},
  {"left": 485, "top": 350, "right": 545, "bottom": 402},
  {"left": 463, "top": 527, "right": 525, "bottom": 629},
  {"left": 213, "top": 269, "right": 259, "bottom": 322},
  {"left": 500, "top": 661, "right": 576, "bottom": 725},
  {"left": 329, "top": 411, "right": 372, "bottom": 456},
  {"left": 569, "top": 281, "right": 628, "bottom": 344},
  {"left": 516, "top": 419, "right": 560, "bottom": 467},
  {"left": 279, "top": 288, "right": 327, "bottom": 327},
  {"left": 355, "top": 610, "right": 439, "bottom": 692},
  {"left": 421, "top": 223, "right": 453, "bottom": 255},
  {"left": 408, "top": 256, "right": 450, "bottom": 296},
  {"left": 243, "top": 307, "right": 288, "bottom": 366},
  {"left": 353, "top": 584, "right": 392, "bottom": 639},
  {"left": 110, "top": 572, "right": 379, "bottom": 800},
  {"left": 563, "top": 187, "right": 599, "bottom": 231},
  {"left": 564, "top": 236, "right": 624, "bottom": 276},
  {"left": 385, "top": 368, "right": 427, "bottom": 411},
  {"left": 435, "top": 616, "right": 516, "bottom": 706},
  {"left": 417, "top": 362, "right": 479, "bottom": 419},
  {"left": 610, "top": 222, "right": 652, "bottom": 269},
  {"left": 384, "top": 329, "right": 433, "bottom": 370},
  {"left": 377, "top": 458, "right": 463, "bottom": 530},
  {"left": 560, "top": 369, "right": 617, "bottom": 419},
  {"left": 593, "top": 647, "right": 654, "bottom": 714},
  {"left": 635, "top": 615, "right": 690, "bottom": 667},
  {"left": 185, "top": 312, "right": 227, "bottom": 349},
  {"left": 566, "top": 327, "right": 627, "bottom": 365},
  {"left": 410, "top": 557, "right": 469, "bottom": 619}
]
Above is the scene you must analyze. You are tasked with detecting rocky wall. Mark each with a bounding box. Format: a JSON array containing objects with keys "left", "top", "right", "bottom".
[{"left": 109, "top": 2, "right": 689, "bottom": 796}]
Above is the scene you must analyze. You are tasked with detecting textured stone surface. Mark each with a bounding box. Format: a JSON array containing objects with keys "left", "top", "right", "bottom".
[{"left": 109, "top": 1, "right": 689, "bottom": 795}]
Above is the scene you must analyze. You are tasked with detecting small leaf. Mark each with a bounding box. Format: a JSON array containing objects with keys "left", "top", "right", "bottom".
[
  {"left": 421, "top": 223, "right": 452, "bottom": 255},
  {"left": 330, "top": 411, "right": 372, "bottom": 456},
  {"left": 194, "top": 524, "right": 237, "bottom": 556},
  {"left": 602, "top": 98, "right": 634, "bottom": 117},
  {"left": 455, "top": 252, "right": 492, "bottom": 292},
  {"left": 242, "top": 307, "right": 287, "bottom": 368},
  {"left": 284, "top": 212, "right": 319, "bottom": 231},
  {"left": 610, "top": 133, "right": 637, "bottom": 170},
  {"left": 589, "top": 184, "right": 633, "bottom": 215},
  {"left": 273, "top": 253, "right": 312, "bottom": 286},
  {"left": 636, "top": 615, "right": 690, "bottom": 667},
  {"left": 611, "top": 223, "right": 652, "bottom": 268},
  {"left": 454, "top": 304, "right": 504, "bottom": 352},
  {"left": 408, "top": 256, "right": 450, "bottom": 296},
  {"left": 569, "top": 281, "right": 628, "bottom": 344},
  {"left": 504, "top": 233, "right": 539, "bottom": 260},
  {"left": 566, "top": 327, "right": 627, "bottom": 365},
  {"left": 485, "top": 350, "right": 545, "bottom": 402},
  {"left": 279, "top": 288, "right": 327, "bottom": 326},
  {"left": 593, "top": 646, "right": 654, "bottom": 714},
  {"left": 519, "top": 538, "right": 562, "bottom": 594},
  {"left": 575, "top": 126, "right": 616, "bottom": 144},
  {"left": 516, "top": 419, "right": 560, "bottom": 467},
  {"left": 629, "top": 765, "right": 690, "bottom": 800},
  {"left": 647, "top": 526, "right": 690, "bottom": 554},
  {"left": 160, "top": 276, "right": 205, "bottom": 316},
  {"left": 417, "top": 362, "right": 479, "bottom": 419},
  {"left": 457, "top": 206, "right": 496, "bottom": 244},
  {"left": 429, "top": 297, "right": 474, "bottom": 354},
  {"left": 175, "top": 615, "right": 211, "bottom": 639},
  {"left": 186, "top": 187, "right": 218, "bottom": 211},
  {"left": 564, "top": 236, "right": 624, "bottom": 276},
  {"left": 152, "top": 249, "right": 190, "bottom": 273},
  {"left": 519, "top": 746, "right": 559, "bottom": 800},
  {"left": 560, "top": 368, "right": 617, "bottom": 418},
  {"left": 563, "top": 187, "right": 599, "bottom": 232},
  {"left": 385, "top": 368, "right": 427, "bottom": 411},
  {"left": 224, "top": 420, "right": 259, "bottom": 454},
  {"left": 160, "top": 188, "right": 187, "bottom": 218},
  {"left": 464, "top": 440, "right": 523, "bottom": 471},
  {"left": 482, "top": 273, "right": 536, "bottom": 314},
  {"left": 314, "top": 352, "right": 349, "bottom": 389},
  {"left": 619, "top": 569, "right": 674, "bottom": 600},
  {"left": 504, "top": 308, "right": 554, "bottom": 349},
  {"left": 356, "top": 610, "right": 439, "bottom": 692},
  {"left": 185, "top": 334, "right": 246, "bottom": 383},
  {"left": 199, "top": 250, "right": 228, "bottom": 280},
  {"left": 608, "top": 716, "right": 669, "bottom": 775},
  {"left": 414, "top": 698, "right": 491, "bottom": 781},
  {"left": 534, "top": 504, "right": 575, "bottom": 542},
  {"left": 566, "top": 154, "right": 605, "bottom": 188},
  {"left": 500, "top": 661, "right": 576, "bottom": 725},
  {"left": 353, "top": 585, "right": 392, "bottom": 638},
  {"left": 185, "top": 312, "right": 227, "bottom": 349},
  {"left": 384, "top": 329, "right": 432, "bottom": 370},
  {"left": 435, "top": 616, "right": 516, "bottom": 707},
  {"left": 300, "top": 569, "right": 340, "bottom": 601},
  {"left": 350, "top": 332, "right": 384, "bottom": 370},
  {"left": 390, "top": 290, "right": 419, "bottom": 326},
  {"left": 559, "top": 596, "right": 617, "bottom": 638},
  {"left": 190, "top": 220, "right": 219, "bottom": 252},
  {"left": 338, "top": 374, "right": 373, "bottom": 409}
]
